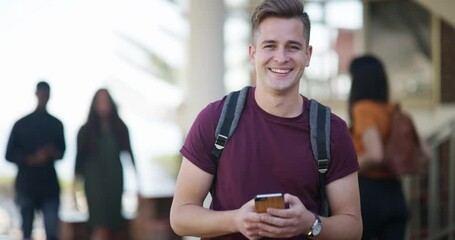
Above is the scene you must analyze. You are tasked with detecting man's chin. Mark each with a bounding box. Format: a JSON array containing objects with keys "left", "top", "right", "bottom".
[{"left": 268, "top": 84, "right": 297, "bottom": 94}]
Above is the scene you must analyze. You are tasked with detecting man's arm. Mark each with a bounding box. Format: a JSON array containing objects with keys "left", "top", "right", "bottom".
[
  {"left": 5, "top": 124, "right": 27, "bottom": 165},
  {"left": 314, "top": 172, "right": 362, "bottom": 239},
  {"left": 170, "top": 158, "right": 263, "bottom": 239},
  {"left": 51, "top": 121, "right": 66, "bottom": 160},
  {"left": 6, "top": 127, "right": 49, "bottom": 166},
  {"left": 257, "top": 172, "right": 362, "bottom": 240},
  {"left": 37, "top": 121, "right": 66, "bottom": 163}
]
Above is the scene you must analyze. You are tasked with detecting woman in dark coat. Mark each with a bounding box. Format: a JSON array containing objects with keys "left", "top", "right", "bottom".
[{"left": 75, "top": 88, "right": 135, "bottom": 240}]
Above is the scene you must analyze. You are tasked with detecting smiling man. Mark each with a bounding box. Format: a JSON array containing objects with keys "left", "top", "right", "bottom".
[{"left": 170, "top": 0, "right": 362, "bottom": 239}]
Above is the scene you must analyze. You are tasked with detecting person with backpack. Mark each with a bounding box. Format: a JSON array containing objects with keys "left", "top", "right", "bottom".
[
  {"left": 348, "top": 55, "right": 431, "bottom": 240},
  {"left": 170, "top": 0, "right": 362, "bottom": 239}
]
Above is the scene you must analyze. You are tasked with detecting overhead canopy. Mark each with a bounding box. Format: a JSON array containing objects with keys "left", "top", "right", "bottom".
[{"left": 413, "top": 0, "right": 455, "bottom": 27}]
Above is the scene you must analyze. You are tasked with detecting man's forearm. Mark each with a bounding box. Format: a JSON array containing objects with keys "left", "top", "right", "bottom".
[
  {"left": 316, "top": 214, "right": 362, "bottom": 240},
  {"left": 5, "top": 150, "right": 27, "bottom": 166},
  {"left": 171, "top": 204, "right": 238, "bottom": 238}
]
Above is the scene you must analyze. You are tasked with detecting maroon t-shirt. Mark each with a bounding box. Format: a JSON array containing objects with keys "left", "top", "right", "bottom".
[{"left": 180, "top": 87, "right": 359, "bottom": 240}]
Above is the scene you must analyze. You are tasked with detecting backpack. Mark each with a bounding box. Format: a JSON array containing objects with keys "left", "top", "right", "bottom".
[
  {"left": 384, "top": 104, "right": 429, "bottom": 175},
  {"left": 210, "top": 86, "right": 332, "bottom": 216}
]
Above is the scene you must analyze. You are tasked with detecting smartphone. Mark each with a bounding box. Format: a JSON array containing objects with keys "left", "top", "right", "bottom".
[{"left": 255, "top": 193, "right": 285, "bottom": 213}]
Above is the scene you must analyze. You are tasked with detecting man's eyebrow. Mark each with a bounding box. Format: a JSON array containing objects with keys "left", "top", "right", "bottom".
[
  {"left": 288, "top": 40, "right": 303, "bottom": 46},
  {"left": 259, "top": 40, "right": 304, "bottom": 46},
  {"left": 260, "top": 40, "right": 276, "bottom": 45}
]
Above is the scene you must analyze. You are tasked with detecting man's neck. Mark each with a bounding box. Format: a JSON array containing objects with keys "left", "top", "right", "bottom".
[
  {"left": 254, "top": 87, "right": 303, "bottom": 118},
  {"left": 35, "top": 105, "right": 47, "bottom": 112}
]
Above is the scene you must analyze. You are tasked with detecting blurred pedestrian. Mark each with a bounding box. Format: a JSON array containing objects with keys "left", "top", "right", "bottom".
[
  {"left": 5, "top": 81, "right": 66, "bottom": 240},
  {"left": 348, "top": 55, "right": 430, "bottom": 240},
  {"left": 74, "top": 88, "right": 135, "bottom": 240}
]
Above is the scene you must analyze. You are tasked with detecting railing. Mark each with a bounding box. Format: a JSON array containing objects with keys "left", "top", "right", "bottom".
[{"left": 407, "top": 118, "right": 455, "bottom": 240}]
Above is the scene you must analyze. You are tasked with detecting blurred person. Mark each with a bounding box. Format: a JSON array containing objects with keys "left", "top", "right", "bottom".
[
  {"left": 170, "top": 0, "right": 362, "bottom": 239},
  {"left": 74, "top": 88, "right": 135, "bottom": 240},
  {"left": 348, "top": 55, "right": 431, "bottom": 240},
  {"left": 5, "top": 81, "right": 66, "bottom": 240}
]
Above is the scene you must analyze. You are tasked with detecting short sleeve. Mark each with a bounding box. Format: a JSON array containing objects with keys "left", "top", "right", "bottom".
[
  {"left": 326, "top": 114, "right": 359, "bottom": 183},
  {"left": 180, "top": 100, "right": 225, "bottom": 175},
  {"left": 352, "top": 101, "right": 377, "bottom": 134}
]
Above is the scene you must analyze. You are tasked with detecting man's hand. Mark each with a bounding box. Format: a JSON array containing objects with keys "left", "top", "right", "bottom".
[
  {"left": 43, "top": 144, "right": 60, "bottom": 159},
  {"left": 257, "top": 193, "right": 314, "bottom": 238},
  {"left": 26, "top": 148, "right": 50, "bottom": 166},
  {"left": 234, "top": 199, "right": 264, "bottom": 240}
]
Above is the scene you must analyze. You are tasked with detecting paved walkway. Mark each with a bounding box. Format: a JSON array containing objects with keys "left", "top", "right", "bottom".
[
  {"left": 0, "top": 190, "right": 47, "bottom": 240},
  {"left": 0, "top": 194, "right": 22, "bottom": 240}
]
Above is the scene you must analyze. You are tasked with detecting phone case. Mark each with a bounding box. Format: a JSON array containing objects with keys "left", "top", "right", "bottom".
[{"left": 255, "top": 193, "right": 284, "bottom": 213}]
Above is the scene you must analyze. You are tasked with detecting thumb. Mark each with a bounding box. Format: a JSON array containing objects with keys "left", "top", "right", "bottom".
[{"left": 283, "top": 193, "right": 303, "bottom": 209}]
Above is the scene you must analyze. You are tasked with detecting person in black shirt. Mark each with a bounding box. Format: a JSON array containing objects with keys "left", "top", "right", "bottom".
[{"left": 5, "top": 81, "right": 66, "bottom": 240}]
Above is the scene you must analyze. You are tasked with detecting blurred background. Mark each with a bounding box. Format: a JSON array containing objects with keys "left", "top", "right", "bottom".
[{"left": 0, "top": 0, "right": 454, "bottom": 239}]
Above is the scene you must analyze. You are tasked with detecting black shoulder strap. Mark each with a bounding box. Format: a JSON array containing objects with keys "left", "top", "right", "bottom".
[
  {"left": 210, "top": 86, "right": 249, "bottom": 194},
  {"left": 309, "top": 99, "right": 331, "bottom": 217}
]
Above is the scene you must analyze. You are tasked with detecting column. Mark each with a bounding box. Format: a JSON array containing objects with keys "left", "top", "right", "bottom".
[{"left": 182, "top": 0, "right": 225, "bottom": 133}]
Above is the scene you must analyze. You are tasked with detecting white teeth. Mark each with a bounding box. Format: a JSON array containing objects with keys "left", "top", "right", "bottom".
[{"left": 271, "top": 68, "right": 290, "bottom": 74}]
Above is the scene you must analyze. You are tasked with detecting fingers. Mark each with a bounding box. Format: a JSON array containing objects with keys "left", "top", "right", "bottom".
[
  {"left": 257, "top": 222, "right": 293, "bottom": 238},
  {"left": 239, "top": 194, "right": 308, "bottom": 239},
  {"left": 242, "top": 220, "right": 262, "bottom": 239},
  {"left": 256, "top": 193, "right": 308, "bottom": 238},
  {"left": 257, "top": 215, "right": 303, "bottom": 239},
  {"left": 283, "top": 193, "right": 300, "bottom": 206},
  {"left": 260, "top": 213, "right": 287, "bottom": 227},
  {"left": 266, "top": 193, "right": 301, "bottom": 218},
  {"left": 245, "top": 198, "right": 256, "bottom": 210},
  {"left": 238, "top": 199, "right": 265, "bottom": 239}
]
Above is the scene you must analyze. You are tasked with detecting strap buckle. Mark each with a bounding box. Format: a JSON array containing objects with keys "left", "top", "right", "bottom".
[
  {"left": 318, "top": 159, "right": 328, "bottom": 174},
  {"left": 214, "top": 134, "right": 228, "bottom": 150}
]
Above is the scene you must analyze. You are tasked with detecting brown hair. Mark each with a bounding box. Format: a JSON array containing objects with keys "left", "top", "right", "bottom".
[{"left": 251, "top": 0, "right": 311, "bottom": 46}]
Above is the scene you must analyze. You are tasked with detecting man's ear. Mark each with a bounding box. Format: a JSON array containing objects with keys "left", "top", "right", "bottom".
[
  {"left": 305, "top": 45, "right": 313, "bottom": 67},
  {"left": 248, "top": 44, "right": 256, "bottom": 65}
]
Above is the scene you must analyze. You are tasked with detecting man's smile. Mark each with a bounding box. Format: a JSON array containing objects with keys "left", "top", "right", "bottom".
[{"left": 270, "top": 68, "right": 292, "bottom": 74}]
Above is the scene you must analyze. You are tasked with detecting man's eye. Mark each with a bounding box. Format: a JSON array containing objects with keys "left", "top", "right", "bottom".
[
  {"left": 289, "top": 45, "right": 300, "bottom": 50},
  {"left": 264, "top": 45, "right": 274, "bottom": 49}
]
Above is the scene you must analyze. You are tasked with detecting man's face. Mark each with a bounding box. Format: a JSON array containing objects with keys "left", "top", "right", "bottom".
[
  {"left": 249, "top": 17, "right": 312, "bottom": 94},
  {"left": 36, "top": 88, "right": 50, "bottom": 106}
]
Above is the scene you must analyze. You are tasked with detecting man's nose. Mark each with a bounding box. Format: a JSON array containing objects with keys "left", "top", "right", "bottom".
[{"left": 273, "top": 48, "right": 289, "bottom": 63}]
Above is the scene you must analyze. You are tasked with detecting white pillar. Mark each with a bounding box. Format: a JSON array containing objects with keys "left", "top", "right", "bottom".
[{"left": 181, "top": 0, "right": 225, "bottom": 133}]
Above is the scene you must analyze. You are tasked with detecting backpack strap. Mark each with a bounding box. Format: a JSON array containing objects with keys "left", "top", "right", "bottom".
[
  {"left": 210, "top": 86, "right": 249, "bottom": 193},
  {"left": 309, "top": 99, "right": 331, "bottom": 216},
  {"left": 210, "top": 91, "right": 332, "bottom": 216}
]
